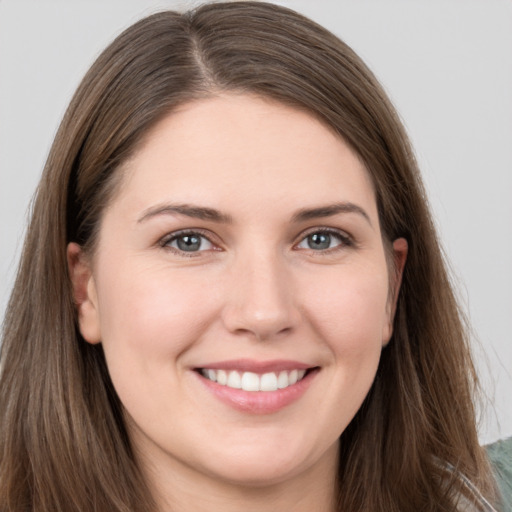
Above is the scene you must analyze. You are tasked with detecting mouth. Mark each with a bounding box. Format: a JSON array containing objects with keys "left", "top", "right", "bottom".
[
  {"left": 192, "top": 360, "right": 319, "bottom": 413},
  {"left": 197, "top": 368, "right": 311, "bottom": 392}
]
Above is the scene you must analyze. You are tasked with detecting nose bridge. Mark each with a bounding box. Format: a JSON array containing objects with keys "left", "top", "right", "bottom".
[{"left": 222, "top": 245, "right": 297, "bottom": 340}]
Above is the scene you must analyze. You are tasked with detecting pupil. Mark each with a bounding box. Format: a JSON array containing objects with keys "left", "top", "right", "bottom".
[
  {"left": 177, "top": 235, "right": 201, "bottom": 251},
  {"left": 308, "top": 233, "right": 330, "bottom": 250}
]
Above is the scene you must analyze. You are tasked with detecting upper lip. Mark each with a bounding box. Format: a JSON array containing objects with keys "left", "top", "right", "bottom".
[{"left": 194, "top": 359, "right": 315, "bottom": 373}]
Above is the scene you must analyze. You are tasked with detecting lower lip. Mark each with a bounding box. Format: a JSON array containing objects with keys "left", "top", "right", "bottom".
[{"left": 195, "top": 369, "right": 318, "bottom": 414}]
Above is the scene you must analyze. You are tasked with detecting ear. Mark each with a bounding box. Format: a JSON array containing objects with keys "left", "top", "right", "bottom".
[
  {"left": 67, "top": 242, "right": 101, "bottom": 344},
  {"left": 382, "top": 237, "right": 408, "bottom": 346}
]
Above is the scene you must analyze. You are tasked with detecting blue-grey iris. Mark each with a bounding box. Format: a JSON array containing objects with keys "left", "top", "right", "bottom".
[
  {"left": 177, "top": 235, "right": 202, "bottom": 251},
  {"left": 308, "top": 233, "right": 331, "bottom": 250}
]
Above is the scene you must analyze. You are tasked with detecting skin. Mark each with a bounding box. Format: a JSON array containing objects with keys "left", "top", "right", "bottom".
[{"left": 68, "top": 94, "right": 407, "bottom": 512}]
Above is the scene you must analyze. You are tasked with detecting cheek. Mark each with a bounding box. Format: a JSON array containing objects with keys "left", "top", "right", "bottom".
[
  {"left": 94, "top": 260, "right": 220, "bottom": 360},
  {"left": 305, "top": 267, "right": 389, "bottom": 425},
  {"left": 301, "top": 264, "right": 390, "bottom": 355}
]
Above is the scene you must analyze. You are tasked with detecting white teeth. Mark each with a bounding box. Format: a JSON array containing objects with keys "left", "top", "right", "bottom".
[
  {"left": 201, "top": 368, "right": 309, "bottom": 391},
  {"left": 227, "top": 370, "right": 242, "bottom": 389},
  {"left": 241, "top": 371, "right": 260, "bottom": 391},
  {"left": 260, "top": 372, "right": 278, "bottom": 391},
  {"left": 277, "top": 371, "right": 289, "bottom": 389},
  {"left": 217, "top": 369, "right": 228, "bottom": 385}
]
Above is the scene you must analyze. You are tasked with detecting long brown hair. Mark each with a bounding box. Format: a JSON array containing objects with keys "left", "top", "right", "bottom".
[{"left": 0, "top": 2, "right": 496, "bottom": 511}]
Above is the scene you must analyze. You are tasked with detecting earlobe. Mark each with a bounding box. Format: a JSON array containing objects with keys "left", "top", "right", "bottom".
[
  {"left": 382, "top": 237, "right": 408, "bottom": 346},
  {"left": 67, "top": 242, "right": 102, "bottom": 344}
]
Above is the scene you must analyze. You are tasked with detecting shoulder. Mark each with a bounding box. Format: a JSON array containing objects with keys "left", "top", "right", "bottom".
[
  {"left": 486, "top": 437, "right": 512, "bottom": 512},
  {"left": 454, "top": 471, "right": 499, "bottom": 512},
  {"left": 438, "top": 459, "right": 499, "bottom": 512}
]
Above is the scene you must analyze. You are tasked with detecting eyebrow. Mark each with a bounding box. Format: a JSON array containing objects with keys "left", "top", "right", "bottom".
[
  {"left": 137, "top": 203, "right": 233, "bottom": 224},
  {"left": 137, "top": 201, "right": 372, "bottom": 226},
  {"left": 291, "top": 202, "right": 372, "bottom": 226}
]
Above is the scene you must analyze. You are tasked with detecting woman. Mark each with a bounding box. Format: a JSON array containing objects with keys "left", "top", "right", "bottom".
[{"left": 0, "top": 2, "right": 498, "bottom": 511}]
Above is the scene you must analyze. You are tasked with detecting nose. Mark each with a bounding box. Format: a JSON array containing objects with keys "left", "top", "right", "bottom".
[{"left": 221, "top": 251, "right": 299, "bottom": 341}]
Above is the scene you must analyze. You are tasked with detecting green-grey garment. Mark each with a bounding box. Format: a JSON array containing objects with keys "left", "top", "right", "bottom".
[{"left": 486, "top": 437, "right": 512, "bottom": 512}]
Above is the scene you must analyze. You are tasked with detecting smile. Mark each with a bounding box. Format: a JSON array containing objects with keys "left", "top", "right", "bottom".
[
  {"left": 200, "top": 368, "right": 307, "bottom": 392},
  {"left": 193, "top": 359, "right": 319, "bottom": 414}
]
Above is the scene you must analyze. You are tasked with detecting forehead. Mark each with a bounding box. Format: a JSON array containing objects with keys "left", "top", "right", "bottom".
[{"left": 114, "top": 94, "right": 377, "bottom": 221}]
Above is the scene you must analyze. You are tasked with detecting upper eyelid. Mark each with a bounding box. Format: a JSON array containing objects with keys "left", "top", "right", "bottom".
[
  {"left": 295, "top": 226, "right": 352, "bottom": 242},
  {"left": 159, "top": 228, "right": 219, "bottom": 248}
]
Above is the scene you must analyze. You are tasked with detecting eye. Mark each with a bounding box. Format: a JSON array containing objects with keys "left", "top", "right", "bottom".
[
  {"left": 162, "top": 231, "right": 215, "bottom": 253},
  {"left": 296, "top": 229, "right": 351, "bottom": 251}
]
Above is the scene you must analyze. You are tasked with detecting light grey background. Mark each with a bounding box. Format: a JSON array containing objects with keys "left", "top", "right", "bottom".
[{"left": 1, "top": 0, "right": 511, "bottom": 443}]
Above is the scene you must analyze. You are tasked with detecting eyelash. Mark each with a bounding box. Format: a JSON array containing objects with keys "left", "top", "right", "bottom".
[
  {"left": 295, "top": 228, "right": 354, "bottom": 254},
  {"left": 159, "top": 229, "right": 218, "bottom": 258},
  {"left": 158, "top": 227, "right": 354, "bottom": 257}
]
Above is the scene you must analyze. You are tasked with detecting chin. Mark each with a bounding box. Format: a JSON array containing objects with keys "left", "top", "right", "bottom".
[
  {"left": 206, "top": 457, "right": 306, "bottom": 488},
  {"left": 198, "top": 437, "right": 333, "bottom": 489}
]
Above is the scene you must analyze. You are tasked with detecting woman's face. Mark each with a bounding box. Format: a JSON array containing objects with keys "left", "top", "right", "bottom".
[{"left": 71, "top": 94, "right": 406, "bottom": 491}]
